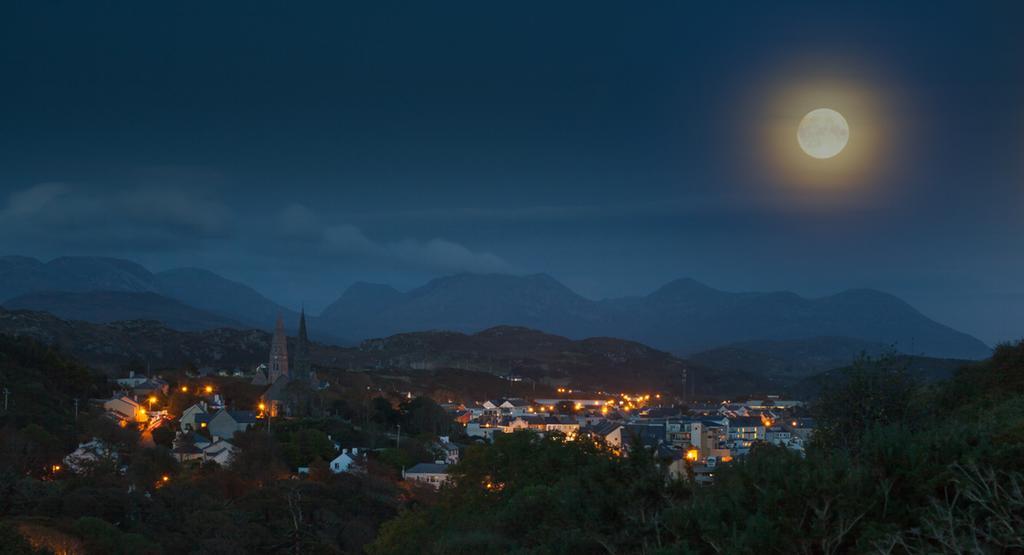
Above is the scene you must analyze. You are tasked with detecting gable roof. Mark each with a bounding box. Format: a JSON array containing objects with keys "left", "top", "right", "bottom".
[
  {"left": 406, "top": 463, "right": 449, "bottom": 474},
  {"left": 226, "top": 410, "right": 257, "bottom": 424},
  {"left": 729, "top": 416, "right": 765, "bottom": 428}
]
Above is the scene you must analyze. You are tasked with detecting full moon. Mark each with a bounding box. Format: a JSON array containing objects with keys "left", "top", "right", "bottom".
[{"left": 797, "top": 108, "right": 849, "bottom": 159}]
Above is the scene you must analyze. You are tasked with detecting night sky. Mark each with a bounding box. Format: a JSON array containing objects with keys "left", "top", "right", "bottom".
[{"left": 1, "top": 2, "right": 1021, "bottom": 344}]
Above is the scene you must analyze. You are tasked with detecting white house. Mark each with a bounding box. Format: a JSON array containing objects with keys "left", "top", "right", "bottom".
[
  {"left": 433, "top": 437, "right": 460, "bottom": 464},
  {"left": 104, "top": 396, "right": 146, "bottom": 423},
  {"left": 205, "top": 410, "right": 257, "bottom": 439},
  {"left": 466, "top": 422, "right": 502, "bottom": 440},
  {"left": 113, "top": 371, "right": 149, "bottom": 389},
  {"left": 202, "top": 438, "right": 236, "bottom": 465},
  {"left": 64, "top": 439, "right": 116, "bottom": 473},
  {"left": 179, "top": 402, "right": 208, "bottom": 431},
  {"left": 329, "top": 448, "right": 364, "bottom": 473},
  {"left": 404, "top": 462, "right": 450, "bottom": 489}
]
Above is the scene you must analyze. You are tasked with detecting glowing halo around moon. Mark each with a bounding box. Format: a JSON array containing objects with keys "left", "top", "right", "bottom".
[{"left": 797, "top": 108, "right": 849, "bottom": 159}]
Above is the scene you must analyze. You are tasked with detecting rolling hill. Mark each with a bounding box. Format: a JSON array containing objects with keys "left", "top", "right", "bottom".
[{"left": 3, "top": 291, "right": 244, "bottom": 332}]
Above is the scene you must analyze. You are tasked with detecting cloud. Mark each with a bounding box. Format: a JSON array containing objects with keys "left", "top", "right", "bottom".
[
  {"left": 0, "top": 183, "right": 233, "bottom": 250},
  {"left": 0, "top": 182, "right": 72, "bottom": 218},
  {"left": 286, "top": 204, "right": 515, "bottom": 273}
]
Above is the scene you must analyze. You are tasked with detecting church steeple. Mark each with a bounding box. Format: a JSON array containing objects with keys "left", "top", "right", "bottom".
[
  {"left": 293, "top": 307, "right": 313, "bottom": 383},
  {"left": 268, "top": 313, "right": 289, "bottom": 382}
]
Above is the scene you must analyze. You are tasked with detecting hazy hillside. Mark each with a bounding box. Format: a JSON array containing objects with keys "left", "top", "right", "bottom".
[
  {"left": 321, "top": 273, "right": 612, "bottom": 340},
  {"left": 790, "top": 354, "right": 970, "bottom": 399},
  {"left": 0, "top": 255, "right": 158, "bottom": 299},
  {"left": 154, "top": 267, "right": 298, "bottom": 329},
  {"left": 3, "top": 291, "right": 244, "bottom": 332},
  {"left": 321, "top": 274, "right": 991, "bottom": 360},
  {"left": 688, "top": 336, "right": 893, "bottom": 380},
  {"left": 0, "top": 256, "right": 297, "bottom": 334},
  {"left": 0, "top": 308, "right": 765, "bottom": 396}
]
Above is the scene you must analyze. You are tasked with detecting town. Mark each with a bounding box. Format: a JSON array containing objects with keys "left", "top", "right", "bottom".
[{"left": 64, "top": 313, "right": 813, "bottom": 493}]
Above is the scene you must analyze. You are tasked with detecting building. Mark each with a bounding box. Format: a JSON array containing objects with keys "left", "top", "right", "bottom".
[
  {"left": 727, "top": 416, "right": 766, "bottom": 450},
  {"left": 482, "top": 399, "right": 533, "bottom": 417},
  {"left": 404, "top": 463, "right": 450, "bottom": 489},
  {"left": 204, "top": 409, "right": 257, "bottom": 439},
  {"left": 179, "top": 402, "right": 207, "bottom": 431},
  {"left": 64, "top": 439, "right": 116, "bottom": 473},
  {"left": 584, "top": 422, "right": 624, "bottom": 449},
  {"left": 433, "top": 437, "right": 460, "bottom": 464},
  {"left": 256, "top": 312, "right": 318, "bottom": 415},
  {"left": 291, "top": 308, "right": 316, "bottom": 384},
  {"left": 132, "top": 378, "right": 169, "bottom": 397},
  {"left": 113, "top": 371, "right": 149, "bottom": 389},
  {"left": 103, "top": 396, "right": 147, "bottom": 423},
  {"left": 329, "top": 448, "right": 364, "bottom": 473},
  {"left": 202, "top": 438, "right": 237, "bottom": 465},
  {"left": 543, "top": 415, "right": 580, "bottom": 436}
]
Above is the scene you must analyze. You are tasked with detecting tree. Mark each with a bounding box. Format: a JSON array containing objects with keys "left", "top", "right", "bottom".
[{"left": 811, "top": 353, "right": 916, "bottom": 453}]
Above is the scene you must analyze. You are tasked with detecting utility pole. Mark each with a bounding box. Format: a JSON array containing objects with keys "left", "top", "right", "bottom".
[
  {"left": 73, "top": 398, "right": 79, "bottom": 421},
  {"left": 396, "top": 424, "right": 401, "bottom": 449},
  {"left": 2, "top": 388, "right": 9, "bottom": 412}
]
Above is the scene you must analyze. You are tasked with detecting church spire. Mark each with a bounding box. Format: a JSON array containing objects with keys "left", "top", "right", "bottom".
[
  {"left": 268, "top": 313, "right": 289, "bottom": 382},
  {"left": 293, "top": 307, "right": 313, "bottom": 383}
]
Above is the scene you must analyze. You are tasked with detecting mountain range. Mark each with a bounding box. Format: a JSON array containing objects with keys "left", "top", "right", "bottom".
[{"left": 0, "top": 255, "right": 993, "bottom": 362}]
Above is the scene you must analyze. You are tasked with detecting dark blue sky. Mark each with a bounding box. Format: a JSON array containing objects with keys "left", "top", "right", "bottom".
[{"left": 1, "top": 1, "right": 1021, "bottom": 344}]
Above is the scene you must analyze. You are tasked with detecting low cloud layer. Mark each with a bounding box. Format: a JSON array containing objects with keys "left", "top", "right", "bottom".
[
  {"left": 287, "top": 203, "right": 514, "bottom": 274},
  {"left": 0, "top": 185, "right": 513, "bottom": 275}
]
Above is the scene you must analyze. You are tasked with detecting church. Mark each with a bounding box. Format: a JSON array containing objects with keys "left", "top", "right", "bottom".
[{"left": 253, "top": 310, "right": 318, "bottom": 416}]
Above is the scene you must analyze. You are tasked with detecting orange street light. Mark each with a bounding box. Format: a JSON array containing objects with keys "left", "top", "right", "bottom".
[
  {"left": 685, "top": 449, "right": 699, "bottom": 462},
  {"left": 148, "top": 396, "right": 157, "bottom": 410},
  {"left": 204, "top": 385, "right": 213, "bottom": 394},
  {"left": 181, "top": 385, "right": 188, "bottom": 393}
]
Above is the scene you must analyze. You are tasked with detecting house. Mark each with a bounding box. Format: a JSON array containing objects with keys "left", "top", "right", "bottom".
[
  {"left": 786, "top": 417, "right": 816, "bottom": 441},
  {"left": 172, "top": 432, "right": 211, "bottom": 462},
  {"left": 466, "top": 421, "right": 501, "bottom": 440},
  {"left": 172, "top": 443, "right": 204, "bottom": 462},
  {"left": 201, "top": 438, "right": 236, "bottom": 465},
  {"left": 132, "top": 378, "right": 169, "bottom": 397},
  {"left": 179, "top": 402, "right": 208, "bottom": 431},
  {"left": 727, "top": 416, "right": 766, "bottom": 450},
  {"left": 766, "top": 426, "right": 792, "bottom": 445},
  {"left": 583, "top": 422, "right": 624, "bottom": 449},
  {"left": 329, "top": 448, "right": 365, "bottom": 473},
  {"left": 543, "top": 415, "right": 580, "bottom": 436},
  {"left": 503, "top": 415, "right": 545, "bottom": 433},
  {"left": 205, "top": 410, "right": 257, "bottom": 439},
  {"left": 113, "top": 371, "right": 149, "bottom": 389},
  {"left": 482, "top": 398, "right": 532, "bottom": 417},
  {"left": 103, "top": 396, "right": 147, "bottom": 423},
  {"left": 452, "top": 410, "right": 473, "bottom": 426},
  {"left": 433, "top": 436, "right": 460, "bottom": 464},
  {"left": 403, "top": 462, "right": 450, "bottom": 489},
  {"left": 64, "top": 439, "right": 116, "bottom": 473},
  {"left": 623, "top": 422, "right": 667, "bottom": 450}
]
